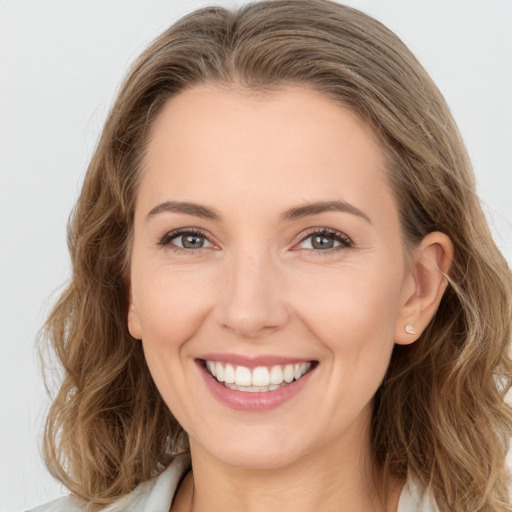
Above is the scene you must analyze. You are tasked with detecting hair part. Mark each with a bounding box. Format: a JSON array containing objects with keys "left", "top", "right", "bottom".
[{"left": 42, "top": 1, "right": 512, "bottom": 510}]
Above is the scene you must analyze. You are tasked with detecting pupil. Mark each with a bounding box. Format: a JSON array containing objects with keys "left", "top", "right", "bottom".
[
  {"left": 312, "top": 235, "right": 334, "bottom": 249},
  {"left": 183, "top": 235, "right": 204, "bottom": 248}
]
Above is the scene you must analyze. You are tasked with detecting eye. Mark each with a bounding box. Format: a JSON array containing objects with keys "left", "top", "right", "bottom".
[
  {"left": 296, "top": 229, "right": 352, "bottom": 251},
  {"left": 159, "top": 229, "right": 213, "bottom": 250}
]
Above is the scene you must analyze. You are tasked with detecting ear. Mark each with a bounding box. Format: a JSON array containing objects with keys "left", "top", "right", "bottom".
[
  {"left": 127, "top": 282, "right": 143, "bottom": 340},
  {"left": 394, "top": 232, "right": 454, "bottom": 345}
]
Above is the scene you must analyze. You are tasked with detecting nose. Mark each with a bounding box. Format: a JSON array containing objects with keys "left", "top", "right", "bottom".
[{"left": 216, "top": 252, "right": 289, "bottom": 339}]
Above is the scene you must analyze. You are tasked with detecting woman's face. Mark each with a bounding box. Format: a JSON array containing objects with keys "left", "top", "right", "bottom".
[{"left": 128, "top": 84, "right": 417, "bottom": 469}]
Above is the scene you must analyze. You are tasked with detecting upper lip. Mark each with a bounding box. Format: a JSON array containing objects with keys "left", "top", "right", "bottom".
[{"left": 197, "top": 353, "right": 316, "bottom": 369}]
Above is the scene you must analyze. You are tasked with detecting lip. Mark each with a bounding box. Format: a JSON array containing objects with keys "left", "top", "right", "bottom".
[
  {"left": 198, "top": 353, "right": 313, "bottom": 369},
  {"left": 196, "top": 358, "right": 317, "bottom": 412}
]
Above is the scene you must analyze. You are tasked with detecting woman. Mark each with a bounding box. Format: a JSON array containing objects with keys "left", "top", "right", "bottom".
[{"left": 32, "top": 1, "right": 512, "bottom": 511}]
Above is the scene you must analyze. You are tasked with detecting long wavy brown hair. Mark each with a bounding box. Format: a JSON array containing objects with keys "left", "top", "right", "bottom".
[{"left": 42, "top": 1, "right": 512, "bottom": 510}]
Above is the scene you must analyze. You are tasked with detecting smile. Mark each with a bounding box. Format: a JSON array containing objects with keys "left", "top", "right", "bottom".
[{"left": 204, "top": 360, "right": 313, "bottom": 392}]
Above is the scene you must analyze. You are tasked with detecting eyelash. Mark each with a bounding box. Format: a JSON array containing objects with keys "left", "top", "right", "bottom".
[
  {"left": 295, "top": 228, "right": 353, "bottom": 254},
  {"left": 158, "top": 228, "right": 212, "bottom": 252},
  {"left": 158, "top": 227, "right": 353, "bottom": 254}
]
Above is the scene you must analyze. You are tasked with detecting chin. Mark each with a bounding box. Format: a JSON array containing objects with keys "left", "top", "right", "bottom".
[
  {"left": 214, "top": 447, "right": 303, "bottom": 470},
  {"left": 191, "top": 428, "right": 309, "bottom": 470}
]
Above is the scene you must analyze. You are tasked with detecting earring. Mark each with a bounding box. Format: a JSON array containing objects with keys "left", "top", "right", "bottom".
[{"left": 405, "top": 324, "right": 416, "bottom": 335}]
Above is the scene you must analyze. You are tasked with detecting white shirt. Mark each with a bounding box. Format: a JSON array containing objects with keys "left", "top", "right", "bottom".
[{"left": 28, "top": 454, "right": 438, "bottom": 512}]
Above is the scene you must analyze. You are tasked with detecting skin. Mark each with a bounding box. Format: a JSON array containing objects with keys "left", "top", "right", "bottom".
[{"left": 127, "top": 84, "right": 453, "bottom": 512}]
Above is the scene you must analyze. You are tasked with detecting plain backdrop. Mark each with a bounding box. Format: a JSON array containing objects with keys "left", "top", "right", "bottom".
[{"left": 0, "top": 1, "right": 511, "bottom": 510}]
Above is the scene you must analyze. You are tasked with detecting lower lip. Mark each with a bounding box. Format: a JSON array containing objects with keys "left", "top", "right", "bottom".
[{"left": 198, "top": 361, "right": 316, "bottom": 412}]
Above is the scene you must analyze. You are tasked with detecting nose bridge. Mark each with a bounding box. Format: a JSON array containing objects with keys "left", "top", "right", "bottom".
[{"left": 218, "top": 247, "right": 288, "bottom": 338}]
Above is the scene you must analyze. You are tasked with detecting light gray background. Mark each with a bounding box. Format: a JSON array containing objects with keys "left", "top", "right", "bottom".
[{"left": 1, "top": 1, "right": 511, "bottom": 510}]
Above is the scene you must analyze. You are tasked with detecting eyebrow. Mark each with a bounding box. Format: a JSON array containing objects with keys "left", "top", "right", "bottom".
[
  {"left": 147, "top": 201, "right": 221, "bottom": 221},
  {"left": 280, "top": 201, "right": 371, "bottom": 224},
  {"left": 146, "top": 199, "right": 371, "bottom": 224}
]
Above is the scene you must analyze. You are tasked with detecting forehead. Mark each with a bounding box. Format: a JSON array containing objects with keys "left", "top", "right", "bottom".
[
  {"left": 144, "top": 83, "right": 384, "bottom": 164},
  {"left": 139, "top": 84, "right": 396, "bottom": 224}
]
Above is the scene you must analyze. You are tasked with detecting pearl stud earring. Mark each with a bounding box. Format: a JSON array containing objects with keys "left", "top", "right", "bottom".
[{"left": 405, "top": 324, "right": 416, "bottom": 335}]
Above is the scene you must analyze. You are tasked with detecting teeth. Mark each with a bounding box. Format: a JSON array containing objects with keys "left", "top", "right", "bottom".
[
  {"left": 252, "top": 367, "right": 270, "bottom": 387},
  {"left": 215, "top": 362, "right": 224, "bottom": 382},
  {"left": 269, "top": 365, "right": 283, "bottom": 385},
  {"left": 224, "top": 363, "right": 235, "bottom": 384},
  {"left": 224, "top": 383, "right": 282, "bottom": 392},
  {"left": 235, "top": 366, "right": 252, "bottom": 386},
  {"left": 283, "top": 364, "right": 294, "bottom": 383},
  {"left": 205, "top": 360, "right": 312, "bottom": 391},
  {"left": 206, "top": 360, "right": 216, "bottom": 376},
  {"left": 294, "top": 363, "right": 305, "bottom": 380}
]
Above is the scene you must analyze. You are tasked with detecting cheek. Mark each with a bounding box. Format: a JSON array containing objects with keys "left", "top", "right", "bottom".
[
  {"left": 130, "top": 262, "right": 218, "bottom": 409},
  {"left": 291, "top": 263, "right": 404, "bottom": 396},
  {"left": 308, "top": 276, "right": 401, "bottom": 420},
  {"left": 133, "top": 262, "right": 216, "bottom": 345},
  {"left": 292, "top": 263, "right": 403, "bottom": 344},
  {"left": 133, "top": 265, "right": 218, "bottom": 421}
]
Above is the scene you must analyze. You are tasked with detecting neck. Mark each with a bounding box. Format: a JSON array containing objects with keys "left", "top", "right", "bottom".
[{"left": 174, "top": 416, "right": 403, "bottom": 512}]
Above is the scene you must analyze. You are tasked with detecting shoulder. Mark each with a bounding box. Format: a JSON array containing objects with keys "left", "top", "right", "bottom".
[
  {"left": 398, "top": 450, "right": 512, "bottom": 510},
  {"left": 28, "top": 495, "right": 82, "bottom": 512},
  {"left": 398, "top": 476, "right": 439, "bottom": 512},
  {"left": 27, "top": 454, "right": 191, "bottom": 512}
]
